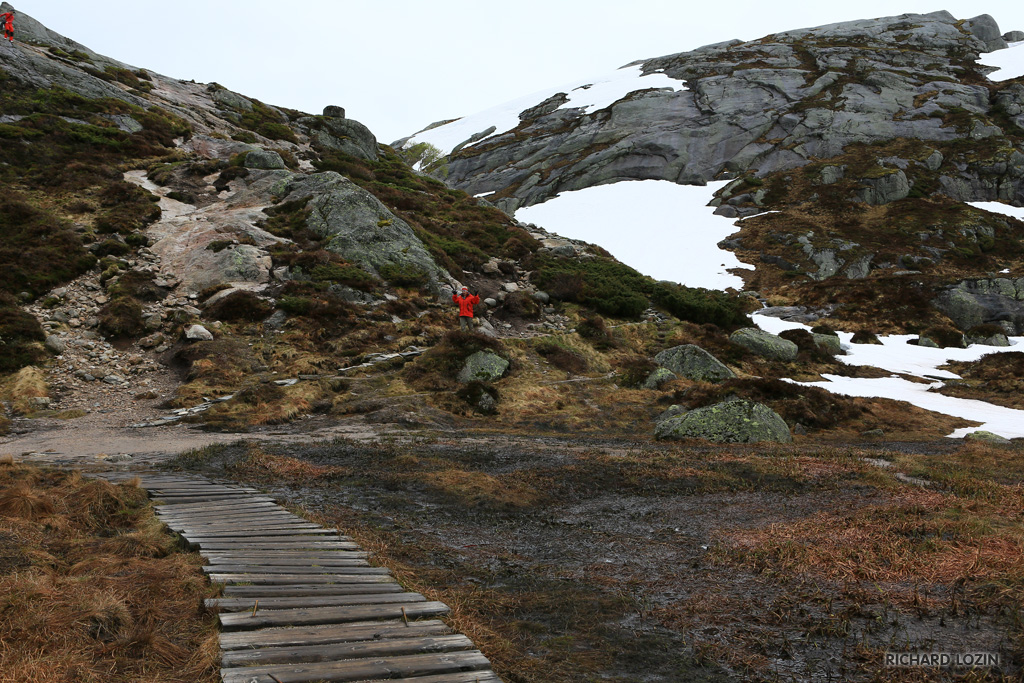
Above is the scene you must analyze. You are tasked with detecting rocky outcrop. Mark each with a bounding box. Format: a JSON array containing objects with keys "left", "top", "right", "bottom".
[
  {"left": 653, "top": 345, "right": 735, "bottom": 382},
  {"left": 402, "top": 11, "right": 1024, "bottom": 213},
  {"left": 730, "top": 328, "right": 799, "bottom": 361},
  {"left": 933, "top": 278, "right": 1024, "bottom": 334},
  {"left": 457, "top": 351, "right": 509, "bottom": 383},
  {"left": 298, "top": 113, "right": 379, "bottom": 161},
  {"left": 654, "top": 399, "right": 792, "bottom": 443},
  {"left": 282, "top": 172, "right": 451, "bottom": 293}
]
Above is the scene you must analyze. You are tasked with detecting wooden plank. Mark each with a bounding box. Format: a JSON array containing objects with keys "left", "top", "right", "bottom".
[
  {"left": 208, "top": 573, "right": 396, "bottom": 586},
  {"left": 350, "top": 673, "right": 501, "bottom": 683},
  {"left": 190, "top": 541, "right": 360, "bottom": 551},
  {"left": 155, "top": 497, "right": 277, "bottom": 508},
  {"left": 175, "top": 528, "right": 338, "bottom": 538},
  {"left": 156, "top": 500, "right": 280, "bottom": 514},
  {"left": 169, "top": 524, "right": 323, "bottom": 532},
  {"left": 170, "top": 525, "right": 328, "bottom": 535},
  {"left": 163, "top": 517, "right": 319, "bottom": 528},
  {"left": 204, "top": 556, "right": 370, "bottom": 567},
  {"left": 219, "top": 601, "right": 449, "bottom": 630},
  {"left": 208, "top": 591, "right": 426, "bottom": 612},
  {"left": 204, "top": 569, "right": 387, "bottom": 581},
  {"left": 219, "top": 619, "right": 450, "bottom": 650},
  {"left": 203, "top": 549, "right": 367, "bottom": 557},
  {"left": 222, "top": 584, "right": 404, "bottom": 598},
  {"left": 149, "top": 485, "right": 258, "bottom": 491},
  {"left": 187, "top": 537, "right": 354, "bottom": 548},
  {"left": 159, "top": 512, "right": 305, "bottom": 524},
  {"left": 203, "top": 555, "right": 371, "bottom": 565},
  {"left": 220, "top": 633, "right": 472, "bottom": 666},
  {"left": 204, "top": 563, "right": 374, "bottom": 573},
  {"left": 153, "top": 494, "right": 264, "bottom": 504},
  {"left": 219, "top": 649, "right": 490, "bottom": 683},
  {"left": 203, "top": 565, "right": 389, "bottom": 576}
]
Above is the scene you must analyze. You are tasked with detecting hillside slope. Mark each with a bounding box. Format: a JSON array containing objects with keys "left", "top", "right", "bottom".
[
  {"left": 0, "top": 4, "right": 759, "bottom": 438},
  {"left": 402, "top": 11, "right": 1024, "bottom": 337}
]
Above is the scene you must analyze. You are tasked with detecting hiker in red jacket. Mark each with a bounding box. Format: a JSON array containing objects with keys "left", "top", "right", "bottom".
[
  {"left": 452, "top": 286, "right": 480, "bottom": 332},
  {"left": 1, "top": 11, "right": 14, "bottom": 44}
]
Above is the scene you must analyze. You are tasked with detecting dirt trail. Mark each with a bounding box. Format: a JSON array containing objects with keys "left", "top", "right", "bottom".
[{"left": 1, "top": 169, "right": 394, "bottom": 469}]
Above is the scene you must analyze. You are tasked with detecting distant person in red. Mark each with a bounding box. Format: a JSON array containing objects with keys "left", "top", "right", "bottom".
[
  {"left": 452, "top": 286, "right": 480, "bottom": 332},
  {"left": 1, "top": 11, "right": 14, "bottom": 44}
]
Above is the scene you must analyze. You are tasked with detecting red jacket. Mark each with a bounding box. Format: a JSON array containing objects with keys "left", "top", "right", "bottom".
[
  {"left": 453, "top": 292, "right": 479, "bottom": 317},
  {"left": 1, "top": 13, "right": 13, "bottom": 31}
]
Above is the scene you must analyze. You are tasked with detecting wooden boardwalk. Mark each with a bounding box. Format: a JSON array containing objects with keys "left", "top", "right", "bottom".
[{"left": 110, "top": 473, "right": 501, "bottom": 683}]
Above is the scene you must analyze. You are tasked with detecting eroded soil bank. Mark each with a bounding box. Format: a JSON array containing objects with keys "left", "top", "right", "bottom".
[{"left": 167, "top": 432, "right": 1023, "bottom": 682}]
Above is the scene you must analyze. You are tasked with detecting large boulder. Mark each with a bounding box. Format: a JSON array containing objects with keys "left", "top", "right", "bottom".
[
  {"left": 653, "top": 345, "right": 735, "bottom": 383},
  {"left": 933, "top": 278, "right": 1024, "bottom": 334},
  {"left": 963, "top": 430, "right": 1011, "bottom": 444},
  {"left": 299, "top": 116, "right": 379, "bottom": 160},
  {"left": 457, "top": 351, "right": 509, "bottom": 383},
  {"left": 812, "top": 333, "right": 843, "bottom": 355},
  {"left": 282, "top": 172, "right": 451, "bottom": 294},
  {"left": 730, "top": 328, "right": 799, "bottom": 361},
  {"left": 655, "top": 399, "right": 792, "bottom": 443},
  {"left": 244, "top": 150, "right": 287, "bottom": 170},
  {"left": 858, "top": 170, "right": 910, "bottom": 205}
]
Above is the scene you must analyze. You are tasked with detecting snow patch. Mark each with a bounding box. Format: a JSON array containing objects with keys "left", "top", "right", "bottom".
[
  {"left": 752, "top": 313, "right": 1024, "bottom": 438},
  {"left": 978, "top": 42, "right": 1024, "bottom": 81},
  {"left": 968, "top": 201, "right": 1024, "bottom": 221},
  {"left": 515, "top": 180, "right": 753, "bottom": 290}
]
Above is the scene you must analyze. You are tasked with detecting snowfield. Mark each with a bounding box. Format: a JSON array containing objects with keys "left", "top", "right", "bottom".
[
  {"left": 753, "top": 313, "right": 1024, "bottom": 438},
  {"left": 514, "top": 179, "right": 754, "bottom": 290},
  {"left": 968, "top": 200, "right": 1024, "bottom": 221},
  {"left": 403, "top": 65, "right": 687, "bottom": 156},
  {"left": 978, "top": 41, "right": 1024, "bottom": 81}
]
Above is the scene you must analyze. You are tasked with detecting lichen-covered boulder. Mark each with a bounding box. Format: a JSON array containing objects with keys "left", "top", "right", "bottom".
[
  {"left": 963, "top": 430, "right": 1011, "bottom": 444},
  {"left": 730, "top": 328, "right": 799, "bottom": 362},
  {"left": 643, "top": 367, "right": 677, "bottom": 390},
  {"left": 812, "top": 333, "right": 842, "bottom": 355},
  {"left": 298, "top": 116, "right": 379, "bottom": 160},
  {"left": 244, "top": 149, "right": 287, "bottom": 170},
  {"left": 655, "top": 399, "right": 792, "bottom": 443},
  {"left": 457, "top": 351, "right": 509, "bottom": 383},
  {"left": 282, "top": 172, "right": 451, "bottom": 294},
  {"left": 653, "top": 345, "right": 735, "bottom": 383}
]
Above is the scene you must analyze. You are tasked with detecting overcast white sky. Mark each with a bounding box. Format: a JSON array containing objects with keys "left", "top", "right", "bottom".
[{"left": 10, "top": 1, "right": 1024, "bottom": 143}]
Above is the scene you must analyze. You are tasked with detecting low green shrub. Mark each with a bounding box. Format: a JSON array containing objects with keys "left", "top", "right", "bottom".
[
  {"left": 379, "top": 263, "right": 429, "bottom": 288},
  {"left": 0, "top": 293, "right": 47, "bottom": 372},
  {"left": 536, "top": 339, "right": 588, "bottom": 374},
  {"left": 204, "top": 291, "right": 274, "bottom": 322},
  {"left": 98, "top": 296, "right": 144, "bottom": 339}
]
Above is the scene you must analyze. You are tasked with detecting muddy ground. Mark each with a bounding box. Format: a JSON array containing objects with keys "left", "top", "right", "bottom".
[{"left": 167, "top": 431, "right": 1023, "bottom": 682}]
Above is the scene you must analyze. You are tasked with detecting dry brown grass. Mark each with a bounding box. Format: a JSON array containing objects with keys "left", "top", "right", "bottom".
[
  {"left": 711, "top": 447, "right": 1024, "bottom": 618},
  {"left": 0, "top": 466, "right": 219, "bottom": 683},
  {"left": 228, "top": 443, "right": 349, "bottom": 482},
  {"left": 1, "top": 365, "right": 49, "bottom": 415},
  {"left": 422, "top": 469, "right": 545, "bottom": 509}
]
